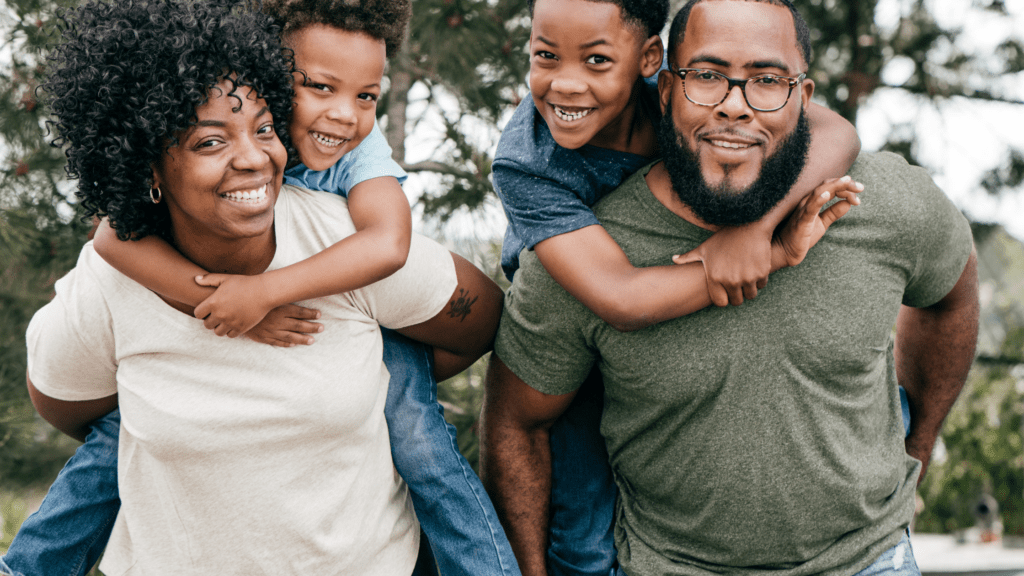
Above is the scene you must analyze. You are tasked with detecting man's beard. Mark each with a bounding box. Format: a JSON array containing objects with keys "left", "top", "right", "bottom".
[{"left": 657, "top": 100, "right": 811, "bottom": 227}]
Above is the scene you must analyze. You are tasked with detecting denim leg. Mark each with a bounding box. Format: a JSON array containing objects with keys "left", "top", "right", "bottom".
[
  {"left": 1, "top": 409, "right": 120, "bottom": 576},
  {"left": 381, "top": 328, "right": 520, "bottom": 576},
  {"left": 899, "top": 386, "right": 910, "bottom": 437},
  {"left": 852, "top": 532, "right": 920, "bottom": 576},
  {"left": 548, "top": 371, "right": 617, "bottom": 576}
]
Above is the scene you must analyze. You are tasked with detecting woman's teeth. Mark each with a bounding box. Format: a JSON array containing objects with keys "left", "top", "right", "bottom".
[
  {"left": 313, "top": 131, "right": 347, "bottom": 147},
  {"left": 223, "top": 184, "right": 268, "bottom": 202},
  {"left": 554, "top": 106, "right": 591, "bottom": 122}
]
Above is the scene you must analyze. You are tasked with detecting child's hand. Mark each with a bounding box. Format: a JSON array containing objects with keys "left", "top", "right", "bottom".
[
  {"left": 772, "top": 176, "right": 863, "bottom": 270},
  {"left": 193, "top": 273, "right": 275, "bottom": 337},
  {"left": 246, "top": 304, "right": 323, "bottom": 347},
  {"left": 672, "top": 225, "right": 772, "bottom": 307}
]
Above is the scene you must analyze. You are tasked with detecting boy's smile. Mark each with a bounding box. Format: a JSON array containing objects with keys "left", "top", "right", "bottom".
[
  {"left": 529, "top": 0, "right": 662, "bottom": 152},
  {"left": 286, "top": 25, "right": 385, "bottom": 171}
]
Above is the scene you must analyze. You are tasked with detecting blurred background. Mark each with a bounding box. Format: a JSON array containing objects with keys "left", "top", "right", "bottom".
[{"left": 2, "top": 0, "right": 1023, "bottom": 573}]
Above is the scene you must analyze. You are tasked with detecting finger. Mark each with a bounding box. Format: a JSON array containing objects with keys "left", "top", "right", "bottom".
[
  {"left": 672, "top": 251, "right": 704, "bottom": 266},
  {"left": 742, "top": 282, "right": 758, "bottom": 301},
  {"left": 194, "top": 273, "right": 224, "bottom": 287},
  {"left": 709, "top": 282, "right": 730, "bottom": 308},
  {"left": 246, "top": 332, "right": 296, "bottom": 347},
  {"left": 756, "top": 277, "right": 768, "bottom": 290},
  {"left": 213, "top": 323, "right": 231, "bottom": 337},
  {"left": 726, "top": 284, "right": 744, "bottom": 306},
  {"left": 268, "top": 329, "right": 316, "bottom": 345},
  {"left": 194, "top": 301, "right": 211, "bottom": 320},
  {"left": 819, "top": 200, "right": 852, "bottom": 229},
  {"left": 203, "top": 315, "right": 218, "bottom": 330},
  {"left": 226, "top": 329, "right": 240, "bottom": 339},
  {"left": 276, "top": 304, "right": 322, "bottom": 320}
]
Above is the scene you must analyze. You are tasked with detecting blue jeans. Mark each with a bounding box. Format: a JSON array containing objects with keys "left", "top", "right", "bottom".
[
  {"left": 549, "top": 385, "right": 914, "bottom": 576},
  {"left": 0, "top": 409, "right": 120, "bottom": 576},
  {"left": 1, "top": 331, "right": 518, "bottom": 576},
  {"left": 853, "top": 532, "right": 920, "bottom": 576},
  {"left": 381, "top": 328, "right": 520, "bottom": 576}
]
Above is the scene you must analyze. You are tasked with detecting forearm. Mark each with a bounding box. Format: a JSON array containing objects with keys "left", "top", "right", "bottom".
[
  {"left": 535, "top": 226, "right": 713, "bottom": 332},
  {"left": 895, "top": 250, "right": 979, "bottom": 473},
  {"left": 480, "top": 358, "right": 555, "bottom": 576},
  {"left": 258, "top": 228, "right": 409, "bottom": 307},
  {"left": 93, "top": 219, "right": 212, "bottom": 307}
]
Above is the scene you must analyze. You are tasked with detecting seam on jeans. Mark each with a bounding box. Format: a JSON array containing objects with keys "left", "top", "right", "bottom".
[{"left": 67, "top": 504, "right": 118, "bottom": 576}]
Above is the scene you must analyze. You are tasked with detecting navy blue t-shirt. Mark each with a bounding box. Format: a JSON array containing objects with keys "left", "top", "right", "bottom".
[{"left": 492, "top": 81, "right": 660, "bottom": 281}]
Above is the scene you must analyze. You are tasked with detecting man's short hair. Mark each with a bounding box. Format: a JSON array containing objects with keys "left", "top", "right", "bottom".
[
  {"left": 666, "top": 0, "right": 812, "bottom": 68},
  {"left": 527, "top": 0, "right": 670, "bottom": 39}
]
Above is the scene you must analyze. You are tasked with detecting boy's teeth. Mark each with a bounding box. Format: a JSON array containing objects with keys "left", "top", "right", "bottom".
[
  {"left": 313, "top": 131, "right": 347, "bottom": 147},
  {"left": 554, "top": 105, "right": 591, "bottom": 122},
  {"left": 223, "top": 184, "right": 268, "bottom": 202}
]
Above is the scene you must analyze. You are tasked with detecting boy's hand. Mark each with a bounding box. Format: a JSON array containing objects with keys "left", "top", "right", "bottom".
[
  {"left": 672, "top": 225, "right": 772, "bottom": 307},
  {"left": 772, "top": 176, "right": 863, "bottom": 270},
  {"left": 246, "top": 304, "right": 323, "bottom": 347},
  {"left": 193, "top": 274, "right": 276, "bottom": 337}
]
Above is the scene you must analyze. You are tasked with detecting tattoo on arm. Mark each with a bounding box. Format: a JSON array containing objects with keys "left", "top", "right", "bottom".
[{"left": 447, "top": 288, "right": 478, "bottom": 322}]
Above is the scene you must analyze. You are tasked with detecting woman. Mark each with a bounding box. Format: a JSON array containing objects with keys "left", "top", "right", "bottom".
[{"left": 24, "top": 1, "right": 502, "bottom": 574}]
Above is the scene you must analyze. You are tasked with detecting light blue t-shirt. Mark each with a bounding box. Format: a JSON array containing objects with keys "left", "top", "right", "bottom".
[
  {"left": 491, "top": 75, "right": 661, "bottom": 281},
  {"left": 284, "top": 121, "right": 407, "bottom": 195}
]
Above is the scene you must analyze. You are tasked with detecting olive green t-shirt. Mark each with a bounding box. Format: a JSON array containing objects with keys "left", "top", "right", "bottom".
[{"left": 495, "top": 152, "right": 973, "bottom": 576}]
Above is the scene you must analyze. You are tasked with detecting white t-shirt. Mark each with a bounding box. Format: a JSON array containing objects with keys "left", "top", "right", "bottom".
[{"left": 26, "top": 185, "right": 458, "bottom": 576}]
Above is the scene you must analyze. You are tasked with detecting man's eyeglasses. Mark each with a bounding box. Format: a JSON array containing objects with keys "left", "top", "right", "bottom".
[{"left": 671, "top": 68, "right": 807, "bottom": 112}]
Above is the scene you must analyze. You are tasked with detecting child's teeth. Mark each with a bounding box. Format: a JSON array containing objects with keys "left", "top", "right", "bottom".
[{"left": 554, "top": 106, "right": 591, "bottom": 122}]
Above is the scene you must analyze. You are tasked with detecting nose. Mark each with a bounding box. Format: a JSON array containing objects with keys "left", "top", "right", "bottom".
[
  {"left": 232, "top": 133, "right": 270, "bottom": 171},
  {"left": 326, "top": 98, "right": 357, "bottom": 125},
  {"left": 549, "top": 67, "right": 587, "bottom": 96},
  {"left": 715, "top": 84, "right": 752, "bottom": 121}
]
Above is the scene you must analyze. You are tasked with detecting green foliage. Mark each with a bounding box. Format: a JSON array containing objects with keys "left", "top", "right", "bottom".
[{"left": 916, "top": 364, "right": 1024, "bottom": 535}]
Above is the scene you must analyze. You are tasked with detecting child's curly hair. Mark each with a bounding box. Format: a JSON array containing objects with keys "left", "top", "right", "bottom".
[
  {"left": 43, "top": 0, "right": 295, "bottom": 241},
  {"left": 262, "top": 0, "right": 412, "bottom": 57},
  {"left": 526, "top": 0, "right": 670, "bottom": 39}
]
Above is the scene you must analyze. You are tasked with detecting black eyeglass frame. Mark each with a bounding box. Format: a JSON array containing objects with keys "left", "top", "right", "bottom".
[{"left": 671, "top": 68, "right": 807, "bottom": 112}]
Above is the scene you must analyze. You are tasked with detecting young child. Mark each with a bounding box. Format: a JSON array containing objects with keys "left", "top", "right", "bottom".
[
  {"left": 487, "top": 0, "right": 865, "bottom": 575},
  {"left": 0, "top": 2, "right": 518, "bottom": 576}
]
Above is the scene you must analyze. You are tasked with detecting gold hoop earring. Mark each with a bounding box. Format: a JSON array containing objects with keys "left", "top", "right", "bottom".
[{"left": 150, "top": 186, "right": 162, "bottom": 204}]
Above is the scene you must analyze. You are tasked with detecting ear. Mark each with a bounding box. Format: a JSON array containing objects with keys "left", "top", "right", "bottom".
[
  {"left": 657, "top": 69, "right": 674, "bottom": 116},
  {"left": 799, "top": 77, "right": 814, "bottom": 108},
  {"left": 640, "top": 35, "right": 664, "bottom": 78},
  {"left": 150, "top": 165, "right": 163, "bottom": 191}
]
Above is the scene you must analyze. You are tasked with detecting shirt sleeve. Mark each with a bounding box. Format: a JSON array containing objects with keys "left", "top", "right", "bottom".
[
  {"left": 493, "top": 250, "right": 596, "bottom": 396},
  {"left": 354, "top": 232, "right": 458, "bottom": 330},
  {"left": 26, "top": 246, "right": 118, "bottom": 401},
  {"left": 891, "top": 156, "right": 974, "bottom": 308},
  {"left": 492, "top": 160, "right": 601, "bottom": 251}
]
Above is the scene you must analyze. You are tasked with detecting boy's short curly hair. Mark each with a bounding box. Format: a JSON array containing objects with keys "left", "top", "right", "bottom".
[
  {"left": 43, "top": 0, "right": 295, "bottom": 241},
  {"left": 262, "top": 0, "right": 412, "bottom": 57},
  {"left": 526, "top": 0, "right": 670, "bottom": 39}
]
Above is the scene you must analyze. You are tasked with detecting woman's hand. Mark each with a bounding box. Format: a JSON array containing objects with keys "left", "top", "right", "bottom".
[{"left": 771, "top": 176, "right": 863, "bottom": 270}]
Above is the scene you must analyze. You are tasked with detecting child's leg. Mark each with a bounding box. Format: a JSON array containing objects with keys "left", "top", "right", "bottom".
[
  {"left": 547, "top": 371, "right": 618, "bottom": 576},
  {"left": 0, "top": 409, "right": 120, "bottom": 576},
  {"left": 381, "top": 328, "right": 521, "bottom": 576}
]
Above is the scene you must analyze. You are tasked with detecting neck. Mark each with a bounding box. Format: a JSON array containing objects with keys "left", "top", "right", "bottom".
[
  {"left": 588, "top": 80, "right": 658, "bottom": 157},
  {"left": 645, "top": 162, "right": 720, "bottom": 231},
  {"left": 172, "top": 226, "right": 277, "bottom": 277}
]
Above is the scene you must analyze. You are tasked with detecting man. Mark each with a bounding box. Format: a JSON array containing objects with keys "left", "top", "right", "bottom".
[{"left": 480, "top": 1, "right": 980, "bottom": 575}]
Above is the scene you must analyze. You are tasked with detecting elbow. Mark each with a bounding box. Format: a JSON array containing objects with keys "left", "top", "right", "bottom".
[
  {"left": 594, "top": 296, "right": 653, "bottom": 333},
  {"left": 380, "top": 236, "right": 411, "bottom": 278}
]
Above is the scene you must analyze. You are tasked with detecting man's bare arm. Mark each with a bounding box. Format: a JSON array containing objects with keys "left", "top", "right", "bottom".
[
  {"left": 480, "top": 356, "right": 577, "bottom": 576},
  {"left": 27, "top": 372, "right": 118, "bottom": 443},
  {"left": 895, "top": 248, "right": 979, "bottom": 483}
]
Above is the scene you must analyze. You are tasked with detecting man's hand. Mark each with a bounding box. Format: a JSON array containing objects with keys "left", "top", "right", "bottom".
[
  {"left": 673, "top": 224, "right": 772, "bottom": 307},
  {"left": 771, "top": 176, "right": 862, "bottom": 271},
  {"left": 246, "top": 304, "right": 323, "bottom": 347},
  {"left": 193, "top": 273, "right": 276, "bottom": 337}
]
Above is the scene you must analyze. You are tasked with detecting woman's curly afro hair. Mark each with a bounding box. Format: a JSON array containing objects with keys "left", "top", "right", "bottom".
[
  {"left": 262, "top": 0, "right": 411, "bottom": 57},
  {"left": 44, "top": 0, "right": 295, "bottom": 241}
]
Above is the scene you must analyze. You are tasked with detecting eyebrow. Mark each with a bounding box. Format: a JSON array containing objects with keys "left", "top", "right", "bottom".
[
  {"left": 305, "top": 70, "right": 381, "bottom": 89},
  {"left": 687, "top": 54, "right": 792, "bottom": 74},
  {"left": 194, "top": 105, "right": 271, "bottom": 128},
  {"left": 534, "top": 35, "right": 609, "bottom": 50}
]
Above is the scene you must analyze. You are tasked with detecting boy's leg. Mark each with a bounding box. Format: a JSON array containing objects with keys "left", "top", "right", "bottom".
[
  {"left": 381, "top": 328, "right": 521, "bottom": 576},
  {"left": 547, "top": 370, "right": 618, "bottom": 576},
  {"left": 0, "top": 409, "right": 120, "bottom": 576},
  {"left": 851, "top": 531, "right": 920, "bottom": 576}
]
